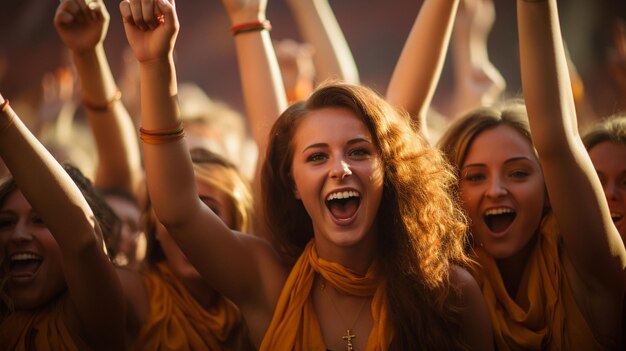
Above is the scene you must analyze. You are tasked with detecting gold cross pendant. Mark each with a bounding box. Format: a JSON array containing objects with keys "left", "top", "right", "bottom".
[{"left": 342, "top": 329, "right": 356, "bottom": 351}]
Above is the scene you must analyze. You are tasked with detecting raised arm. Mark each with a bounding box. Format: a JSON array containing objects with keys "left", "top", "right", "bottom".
[
  {"left": 518, "top": 0, "right": 625, "bottom": 296},
  {"left": 0, "top": 95, "right": 125, "bottom": 349},
  {"left": 55, "top": 0, "right": 142, "bottom": 194},
  {"left": 120, "top": 0, "right": 284, "bottom": 328},
  {"left": 386, "top": 0, "right": 459, "bottom": 140},
  {"left": 446, "top": 0, "right": 505, "bottom": 120},
  {"left": 221, "top": 0, "right": 288, "bottom": 233},
  {"left": 286, "top": 0, "right": 359, "bottom": 85}
]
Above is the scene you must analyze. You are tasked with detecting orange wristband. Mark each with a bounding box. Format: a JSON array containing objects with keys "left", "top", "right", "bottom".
[{"left": 231, "top": 20, "right": 272, "bottom": 36}]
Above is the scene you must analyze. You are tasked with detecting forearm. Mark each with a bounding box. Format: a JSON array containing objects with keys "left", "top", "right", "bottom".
[
  {"left": 0, "top": 103, "right": 98, "bottom": 250},
  {"left": 287, "top": 0, "right": 359, "bottom": 84},
  {"left": 139, "top": 57, "right": 199, "bottom": 225},
  {"left": 386, "top": 0, "right": 460, "bottom": 136},
  {"left": 72, "top": 46, "right": 142, "bottom": 192},
  {"left": 232, "top": 29, "right": 287, "bottom": 176},
  {"left": 518, "top": 0, "right": 576, "bottom": 154}
]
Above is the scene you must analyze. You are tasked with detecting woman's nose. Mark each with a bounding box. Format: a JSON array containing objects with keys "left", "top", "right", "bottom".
[{"left": 329, "top": 159, "right": 352, "bottom": 180}]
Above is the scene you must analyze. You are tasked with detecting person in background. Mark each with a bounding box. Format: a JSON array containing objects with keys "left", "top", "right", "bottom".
[{"left": 436, "top": 0, "right": 626, "bottom": 348}]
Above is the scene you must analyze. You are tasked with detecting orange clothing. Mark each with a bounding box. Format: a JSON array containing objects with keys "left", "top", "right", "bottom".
[
  {"left": 134, "top": 263, "right": 252, "bottom": 351},
  {"left": 260, "top": 241, "right": 392, "bottom": 351},
  {"left": 472, "top": 215, "right": 606, "bottom": 350},
  {"left": 0, "top": 296, "right": 82, "bottom": 351}
]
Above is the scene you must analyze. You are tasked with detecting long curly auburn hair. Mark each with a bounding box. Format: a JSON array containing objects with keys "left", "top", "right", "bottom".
[{"left": 262, "top": 82, "right": 472, "bottom": 350}]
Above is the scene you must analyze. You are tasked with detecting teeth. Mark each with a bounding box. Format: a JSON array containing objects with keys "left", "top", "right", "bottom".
[
  {"left": 485, "top": 208, "right": 514, "bottom": 216},
  {"left": 10, "top": 253, "right": 41, "bottom": 262},
  {"left": 326, "top": 190, "right": 360, "bottom": 201}
]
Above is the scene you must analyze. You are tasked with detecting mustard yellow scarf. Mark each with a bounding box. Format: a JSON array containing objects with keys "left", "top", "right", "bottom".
[
  {"left": 473, "top": 215, "right": 604, "bottom": 350},
  {"left": 0, "top": 296, "right": 79, "bottom": 351},
  {"left": 260, "top": 241, "right": 392, "bottom": 351},
  {"left": 135, "top": 263, "right": 251, "bottom": 351}
]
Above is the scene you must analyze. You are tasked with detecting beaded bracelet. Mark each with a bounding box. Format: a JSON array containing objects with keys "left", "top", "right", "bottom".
[
  {"left": 82, "top": 90, "right": 122, "bottom": 112},
  {"left": 231, "top": 20, "right": 272, "bottom": 36},
  {"left": 139, "top": 122, "right": 185, "bottom": 145}
]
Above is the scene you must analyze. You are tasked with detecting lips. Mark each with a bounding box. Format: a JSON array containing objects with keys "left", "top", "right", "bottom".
[
  {"left": 483, "top": 207, "right": 516, "bottom": 234},
  {"left": 9, "top": 252, "right": 43, "bottom": 280},
  {"left": 611, "top": 211, "right": 623, "bottom": 224},
  {"left": 325, "top": 189, "right": 361, "bottom": 224}
]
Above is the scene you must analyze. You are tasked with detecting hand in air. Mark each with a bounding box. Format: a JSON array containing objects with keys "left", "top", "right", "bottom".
[
  {"left": 54, "top": 0, "right": 109, "bottom": 53},
  {"left": 119, "top": 0, "right": 179, "bottom": 63}
]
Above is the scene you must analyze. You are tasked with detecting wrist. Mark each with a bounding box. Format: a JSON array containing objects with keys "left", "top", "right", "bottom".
[
  {"left": 71, "top": 44, "right": 104, "bottom": 61},
  {"left": 229, "top": 12, "right": 266, "bottom": 27},
  {"left": 231, "top": 20, "right": 272, "bottom": 36}
]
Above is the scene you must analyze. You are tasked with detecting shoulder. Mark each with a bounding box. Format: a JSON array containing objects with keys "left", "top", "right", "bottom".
[
  {"left": 447, "top": 265, "right": 487, "bottom": 321},
  {"left": 449, "top": 265, "right": 481, "bottom": 297},
  {"left": 448, "top": 265, "right": 495, "bottom": 350}
]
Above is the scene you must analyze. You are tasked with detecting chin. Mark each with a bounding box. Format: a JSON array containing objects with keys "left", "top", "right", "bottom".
[{"left": 482, "top": 244, "right": 516, "bottom": 260}]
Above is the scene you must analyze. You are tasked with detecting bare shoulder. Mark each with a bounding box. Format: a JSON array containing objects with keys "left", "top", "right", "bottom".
[
  {"left": 448, "top": 265, "right": 494, "bottom": 351},
  {"left": 449, "top": 266, "right": 481, "bottom": 297}
]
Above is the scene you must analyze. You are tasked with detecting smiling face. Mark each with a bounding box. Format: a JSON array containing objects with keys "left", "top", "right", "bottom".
[
  {"left": 459, "top": 125, "right": 546, "bottom": 259},
  {"left": 0, "top": 190, "right": 65, "bottom": 310},
  {"left": 588, "top": 141, "right": 626, "bottom": 242},
  {"left": 290, "top": 107, "right": 384, "bottom": 256}
]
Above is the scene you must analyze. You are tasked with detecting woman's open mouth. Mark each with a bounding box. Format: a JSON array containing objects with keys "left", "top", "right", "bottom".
[
  {"left": 483, "top": 207, "right": 516, "bottom": 234},
  {"left": 9, "top": 252, "right": 43, "bottom": 281},
  {"left": 326, "top": 190, "right": 361, "bottom": 224}
]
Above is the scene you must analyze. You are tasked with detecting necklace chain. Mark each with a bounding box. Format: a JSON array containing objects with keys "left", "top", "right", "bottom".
[{"left": 320, "top": 278, "right": 368, "bottom": 351}]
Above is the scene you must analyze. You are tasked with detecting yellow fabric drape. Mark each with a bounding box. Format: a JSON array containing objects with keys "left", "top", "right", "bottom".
[
  {"left": 0, "top": 296, "right": 79, "bottom": 351},
  {"left": 134, "top": 263, "right": 251, "bottom": 351},
  {"left": 260, "top": 241, "right": 393, "bottom": 351},
  {"left": 473, "top": 215, "right": 604, "bottom": 351}
]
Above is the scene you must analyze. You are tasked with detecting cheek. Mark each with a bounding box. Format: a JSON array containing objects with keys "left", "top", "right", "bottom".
[{"left": 458, "top": 185, "right": 479, "bottom": 212}]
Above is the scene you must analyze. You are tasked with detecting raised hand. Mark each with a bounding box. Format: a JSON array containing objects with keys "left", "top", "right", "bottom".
[
  {"left": 119, "top": 0, "right": 179, "bottom": 63},
  {"left": 54, "top": 0, "right": 109, "bottom": 53},
  {"left": 450, "top": 0, "right": 505, "bottom": 117}
]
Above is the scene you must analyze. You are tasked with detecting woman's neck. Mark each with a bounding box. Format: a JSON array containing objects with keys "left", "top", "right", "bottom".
[
  {"left": 496, "top": 233, "right": 538, "bottom": 298},
  {"left": 314, "top": 238, "right": 377, "bottom": 275}
]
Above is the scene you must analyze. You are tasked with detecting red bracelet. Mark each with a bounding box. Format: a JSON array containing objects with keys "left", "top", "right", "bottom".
[
  {"left": 231, "top": 20, "right": 272, "bottom": 36},
  {"left": 82, "top": 90, "right": 122, "bottom": 112},
  {"left": 0, "top": 99, "right": 9, "bottom": 113},
  {"left": 139, "top": 122, "right": 185, "bottom": 145}
]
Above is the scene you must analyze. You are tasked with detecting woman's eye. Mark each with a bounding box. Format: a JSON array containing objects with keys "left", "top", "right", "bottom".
[
  {"left": 0, "top": 218, "right": 14, "bottom": 229},
  {"left": 31, "top": 216, "right": 45, "bottom": 226},
  {"left": 463, "top": 173, "right": 485, "bottom": 182},
  {"left": 510, "top": 170, "right": 530, "bottom": 179},
  {"left": 349, "top": 148, "right": 370, "bottom": 158},
  {"left": 306, "top": 153, "right": 327, "bottom": 162}
]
